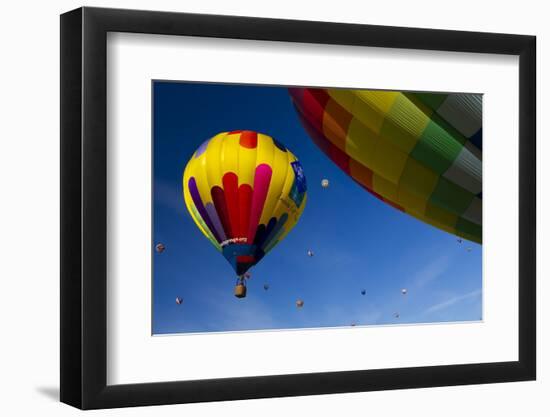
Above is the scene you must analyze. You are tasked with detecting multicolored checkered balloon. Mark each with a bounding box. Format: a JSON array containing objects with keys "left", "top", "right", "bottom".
[{"left": 289, "top": 88, "right": 481, "bottom": 243}]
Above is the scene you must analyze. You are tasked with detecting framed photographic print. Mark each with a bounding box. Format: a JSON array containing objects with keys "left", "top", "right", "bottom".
[{"left": 60, "top": 6, "right": 536, "bottom": 409}]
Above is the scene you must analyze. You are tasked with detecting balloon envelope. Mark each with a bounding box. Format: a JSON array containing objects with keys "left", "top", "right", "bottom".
[
  {"left": 289, "top": 88, "right": 482, "bottom": 243},
  {"left": 183, "top": 131, "right": 307, "bottom": 276}
]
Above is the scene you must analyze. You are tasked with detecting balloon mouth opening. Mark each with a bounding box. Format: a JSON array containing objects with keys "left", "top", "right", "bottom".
[
  {"left": 236, "top": 264, "right": 253, "bottom": 276},
  {"left": 222, "top": 243, "right": 264, "bottom": 275}
]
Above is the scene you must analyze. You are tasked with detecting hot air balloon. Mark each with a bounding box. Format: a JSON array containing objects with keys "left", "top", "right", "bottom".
[
  {"left": 307, "top": 249, "right": 314, "bottom": 257},
  {"left": 296, "top": 299, "right": 304, "bottom": 308},
  {"left": 321, "top": 179, "right": 330, "bottom": 188},
  {"left": 361, "top": 289, "right": 366, "bottom": 295},
  {"left": 183, "top": 131, "right": 307, "bottom": 298},
  {"left": 155, "top": 243, "right": 165, "bottom": 253},
  {"left": 263, "top": 283, "right": 270, "bottom": 291},
  {"left": 401, "top": 288, "right": 408, "bottom": 295},
  {"left": 289, "top": 88, "right": 482, "bottom": 244},
  {"left": 175, "top": 297, "right": 183, "bottom": 305}
]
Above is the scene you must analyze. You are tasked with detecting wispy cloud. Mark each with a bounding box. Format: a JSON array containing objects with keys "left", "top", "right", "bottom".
[
  {"left": 317, "top": 303, "right": 382, "bottom": 327},
  {"left": 423, "top": 289, "right": 481, "bottom": 315},
  {"left": 311, "top": 249, "right": 356, "bottom": 271},
  {"left": 413, "top": 255, "right": 452, "bottom": 288},
  {"left": 201, "top": 286, "right": 281, "bottom": 331},
  {"left": 154, "top": 179, "right": 185, "bottom": 214}
]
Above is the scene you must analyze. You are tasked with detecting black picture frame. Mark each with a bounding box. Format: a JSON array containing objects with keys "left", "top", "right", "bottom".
[{"left": 60, "top": 6, "right": 536, "bottom": 410}]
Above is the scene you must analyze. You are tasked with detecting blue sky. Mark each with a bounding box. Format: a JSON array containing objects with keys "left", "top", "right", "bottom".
[{"left": 152, "top": 81, "right": 482, "bottom": 334}]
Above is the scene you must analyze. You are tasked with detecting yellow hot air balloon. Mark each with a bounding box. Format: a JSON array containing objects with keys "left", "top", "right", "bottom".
[{"left": 182, "top": 130, "right": 307, "bottom": 297}]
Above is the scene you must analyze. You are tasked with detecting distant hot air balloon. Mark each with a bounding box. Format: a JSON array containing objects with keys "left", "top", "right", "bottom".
[
  {"left": 393, "top": 312, "right": 400, "bottom": 319},
  {"left": 263, "top": 283, "right": 270, "bottom": 291},
  {"left": 307, "top": 250, "right": 314, "bottom": 257},
  {"left": 289, "top": 88, "right": 482, "bottom": 244},
  {"left": 361, "top": 289, "right": 366, "bottom": 296},
  {"left": 175, "top": 297, "right": 183, "bottom": 305},
  {"left": 296, "top": 299, "right": 304, "bottom": 308},
  {"left": 183, "top": 131, "right": 307, "bottom": 298},
  {"left": 401, "top": 288, "right": 408, "bottom": 295},
  {"left": 321, "top": 179, "right": 330, "bottom": 188},
  {"left": 155, "top": 243, "right": 165, "bottom": 253}
]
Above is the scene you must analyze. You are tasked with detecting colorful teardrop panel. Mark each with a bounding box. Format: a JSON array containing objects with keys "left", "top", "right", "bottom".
[
  {"left": 289, "top": 88, "right": 481, "bottom": 244},
  {"left": 183, "top": 131, "right": 307, "bottom": 275}
]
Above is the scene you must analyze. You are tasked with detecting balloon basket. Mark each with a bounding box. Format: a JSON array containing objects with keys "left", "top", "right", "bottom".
[{"left": 234, "top": 284, "right": 247, "bottom": 298}]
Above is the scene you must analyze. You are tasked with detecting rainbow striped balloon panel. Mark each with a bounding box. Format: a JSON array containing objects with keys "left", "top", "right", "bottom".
[{"left": 289, "top": 88, "right": 482, "bottom": 243}]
